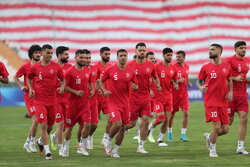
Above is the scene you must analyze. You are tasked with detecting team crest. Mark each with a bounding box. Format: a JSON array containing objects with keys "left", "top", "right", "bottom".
[
  {"left": 126, "top": 73, "right": 130, "bottom": 78},
  {"left": 170, "top": 70, "right": 173, "bottom": 75},
  {"left": 92, "top": 71, "right": 96, "bottom": 76},
  {"left": 50, "top": 69, "right": 54, "bottom": 74},
  {"left": 222, "top": 68, "right": 227, "bottom": 73},
  {"left": 146, "top": 68, "right": 150, "bottom": 72},
  {"left": 85, "top": 74, "right": 89, "bottom": 78}
]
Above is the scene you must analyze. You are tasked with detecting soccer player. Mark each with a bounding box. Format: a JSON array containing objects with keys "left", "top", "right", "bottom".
[
  {"left": 100, "top": 49, "right": 138, "bottom": 158},
  {"left": 14, "top": 44, "right": 42, "bottom": 153},
  {"left": 0, "top": 61, "right": 9, "bottom": 102},
  {"left": 126, "top": 42, "right": 161, "bottom": 153},
  {"left": 196, "top": 43, "right": 233, "bottom": 157},
  {"left": 225, "top": 41, "right": 250, "bottom": 154},
  {"left": 147, "top": 48, "right": 178, "bottom": 146},
  {"left": 50, "top": 46, "right": 72, "bottom": 155},
  {"left": 95, "top": 47, "right": 112, "bottom": 145},
  {"left": 63, "top": 49, "right": 94, "bottom": 156},
  {"left": 27, "top": 44, "right": 65, "bottom": 160},
  {"left": 168, "top": 50, "right": 192, "bottom": 142}
]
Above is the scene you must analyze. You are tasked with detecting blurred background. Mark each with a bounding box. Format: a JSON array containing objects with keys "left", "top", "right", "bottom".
[{"left": 1, "top": 0, "right": 250, "bottom": 106}]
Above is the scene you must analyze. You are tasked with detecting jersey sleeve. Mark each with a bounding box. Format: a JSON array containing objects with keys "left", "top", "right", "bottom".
[
  {"left": 16, "top": 65, "right": 26, "bottom": 77},
  {"left": 57, "top": 64, "right": 65, "bottom": 80},
  {"left": 198, "top": 65, "right": 206, "bottom": 80},
  {"left": 151, "top": 64, "right": 157, "bottom": 78},
  {"left": 172, "top": 66, "right": 178, "bottom": 80},
  {"left": 101, "top": 67, "right": 110, "bottom": 82},
  {"left": 131, "top": 71, "right": 138, "bottom": 84},
  {"left": 27, "top": 66, "right": 36, "bottom": 79},
  {"left": 0, "top": 62, "right": 9, "bottom": 78},
  {"left": 65, "top": 69, "right": 72, "bottom": 86}
]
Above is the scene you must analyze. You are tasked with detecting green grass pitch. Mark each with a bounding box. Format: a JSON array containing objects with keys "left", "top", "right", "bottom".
[{"left": 0, "top": 102, "right": 250, "bottom": 167}]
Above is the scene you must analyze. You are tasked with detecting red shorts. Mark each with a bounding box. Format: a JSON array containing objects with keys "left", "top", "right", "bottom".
[
  {"left": 97, "top": 95, "right": 109, "bottom": 114},
  {"left": 109, "top": 103, "right": 130, "bottom": 124},
  {"left": 55, "top": 102, "right": 65, "bottom": 123},
  {"left": 24, "top": 96, "right": 36, "bottom": 117},
  {"left": 130, "top": 99, "right": 151, "bottom": 121},
  {"left": 205, "top": 106, "right": 229, "bottom": 125},
  {"left": 172, "top": 93, "right": 189, "bottom": 113},
  {"left": 35, "top": 104, "right": 55, "bottom": 126},
  {"left": 228, "top": 95, "right": 249, "bottom": 117},
  {"left": 90, "top": 103, "right": 98, "bottom": 124},
  {"left": 65, "top": 107, "right": 91, "bottom": 127},
  {"left": 154, "top": 97, "right": 173, "bottom": 113}
]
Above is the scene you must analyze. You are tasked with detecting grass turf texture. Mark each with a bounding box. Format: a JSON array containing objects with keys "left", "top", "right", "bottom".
[{"left": 0, "top": 102, "right": 250, "bottom": 167}]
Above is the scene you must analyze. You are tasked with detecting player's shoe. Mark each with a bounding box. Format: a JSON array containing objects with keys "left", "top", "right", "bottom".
[
  {"left": 103, "top": 141, "right": 111, "bottom": 155},
  {"left": 45, "top": 153, "right": 53, "bottom": 160},
  {"left": 29, "top": 141, "right": 37, "bottom": 153},
  {"left": 167, "top": 132, "right": 173, "bottom": 142},
  {"left": 23, "top": 142, "right": 31, "bottom": 153},
  {"left": 157, "top": 141, "right": 168, "bottom": 147},
  {"left": 236, "top": 148, "right": 250, "bottom": 154},
  {"left": 136, "top": 147, "right": 148, "bottom": 154},
  {"left": 50, "top": 134, "right": 57, "bottom": 151},
  {"left": 86, "top": 137, "right": 93, "bottom": 150},
  {"left": 59, "top": 149, "right": 64, "bottom": 156},
  {"left": 203, "top": 133, "right": 210, "bottom": 150},
  {"left": 101, "top": 138, "right": 106, "bottom": 146},
  {"left": 62, "top": 146, "right": 69, "bottom": 157},
  {"left": 36, "top": 139, "right": 44, "bottom": 156},
  {"left": 111, "top": 152, "right": 120, "bottom": 158},
  {"left": 79, "top": 145, "right": 89, "bottom": 156},
  {"left": 180, "top": 134, "right": 188, "bottom": 142},
  {"left": 76, "top": 144, "right": 82, "bottom": 154},
  {"left": 209, "top": 150, "right": 218, "bottom": 157},
  {"left": 133, "top": 136, "right": 139, "bottom": 140},
  {"left": 148, "top": 134, "right": 156, "bottom": 143}
]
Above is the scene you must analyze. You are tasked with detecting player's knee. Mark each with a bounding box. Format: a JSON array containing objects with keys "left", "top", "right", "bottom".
[
  {"left": 114, "top": 121, "right": 122, "bottom": 128},
  {"left": 240, "top": 116, "right": 248, "bottom": 124},
  {"left": 141, "top": 117, "right": 149, "bottom": 126},
  {"left": 183, "top": 111, "right": 189, "bottom": 118}
]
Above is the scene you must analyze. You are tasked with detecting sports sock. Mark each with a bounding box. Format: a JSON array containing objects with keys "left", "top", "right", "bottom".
[
  {"left": 157, "top": 133, "right": 165, "bottom": 141},
  {"left": 181, "top": 128, "right": 187, "bottom": 134},
  {"left": 44, "top": 145, "right": 51, "bottom": 154},
  {"left": 168, "top": 128, "right": 172, "bottom": 133}
]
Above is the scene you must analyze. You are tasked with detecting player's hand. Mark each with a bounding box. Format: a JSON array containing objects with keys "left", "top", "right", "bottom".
[
  {"left": 57, "top": 87, "right": 64, "bottom": 95},
  {"left": 225, "top": 91, "right": 233, "bottom": 102},
  {"left": 88, "top": 90, "right": 95, "bottom": 98},
  {"left": 104, "top": 90, "right": 111, "bottom": 97},
  {"left": 178, "top": 78, "right": 185, "bottom": 83},
  {"left": 188, "top": 82, "right": 193, "bottom": 87},
  {"left": 199, "top": 85, "right": 207, "bottom": 93},
  {"left": 234, "top": 74, "right": 244, "bottom": 82},
  {"left": 150, "top": 89, "right": 154, "bottom": 97},
  {"left": 76, "top": 90, "right": 84, "bottom": 96},
  {"left": 21, "top": 86, "right": 28, "bottom": 91},
  {"left": 156, "top": 85, "right": 162, "bottom": 92},
  {"left": 173, "top": 83, "right": 179, "bottom": 90},
  {"left": 29, "top": 89, "right": 35, "bottom": 98},
  {"left": 97, "top": 89, "right": 102, "bottom": 96},
  {"left": 132, "top": 83, "right": 138, "bottom": 91}
]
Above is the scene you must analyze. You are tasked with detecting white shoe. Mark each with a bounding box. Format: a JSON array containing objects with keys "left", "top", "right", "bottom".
[
  {"left": 209, "top": 150, "right": 218, "bottom": 157},
  {"left": 111, "top": 152, "right": 120, "bottom": 158},
  {"left": 137, "top": 147, "right": 148, "bottom": 154},
  {"left": 103, "top": 141, "right": 111, "bottom": 155},
  {"left": 203, "top": 133, "right": 210, "bottom": 150},
  {"left": 101, "top": 138, "right": 106, "bottom": 146},
  {"left": 236, "top": 148, "right": 250, "bottom": 154},
  {"left": 59, "top": 148, "right": 64, "bottom": 156},
  {"left": 86, "top": 137, "right": 93, "bottom": 150},
  {"left": 29, "top": 142, "right": 37, "bottom": 153},
  {"left": 62, "top": 146, "right": 69, "bottom": 157},
  {"left": 80, "top": 145, "right": 89, "bottom": 156},
  {"left": 77, "top": 149, "right": 82, "bottom": 154},
  {"left": 157, "top": 141, "right": 168, "bottom": 147},
  {"left": 23, "top": 142, "right": 31, "bottom": 153}
]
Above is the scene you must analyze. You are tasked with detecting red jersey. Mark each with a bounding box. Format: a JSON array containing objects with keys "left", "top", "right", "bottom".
[
  {"left": 0, "top": 62, "right": 9, "bottom": 78},
  {"left": 95, "top": 61, "right": 112, "bottom": 88},
  {"left": 101, "top": 64, "right": 137, "bottom": 106},
  {"left": 88, "top": 65, "right": 98, "bottom": 106},
  {"left": 56, "top": 63, "right": 72, "bottom": 103},
  {"left": 65, "top": 66, "right": 93, "bottom": 109},
  {"left": 153, "top": 62, "right": 177, "bottom": 101},
  {"left": 198, "top": 62, "right": 231, "bottom": 107},
  {"left": 128, "top": 59, "right": 157, "bottom": 100},
  {"left": 225, "top": 55, "right": 249, "bottom": 96},
  {"left": 16, "top": 62, "right": 33, "bottom": 103},
  {"left": 27, "top": 61, "right": 64, "bottom": 105},
  {"left": 173, "top": 63, "right": 189, "bottom": 94}
]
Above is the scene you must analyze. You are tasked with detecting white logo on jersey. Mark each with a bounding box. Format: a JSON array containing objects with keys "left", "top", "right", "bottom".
[
  {"left": 238, "top": 64, "right": 241, "bottom": 72},
  {"left": 222, "top": 68, "right": 227, "bottom": 73},
  {"left": 76, "top": 76, "right": 81, "bottom": 84},
  {"left": 135, "top": 69, "right": 138, "bottom": 75},
  {"left": 161, "top": 71, "right": 165, "bottom": 78},
  {"left": 146, "top": 68, "right": 150, "bottom": 72},
  {"left": 85, "top": 73, "right": 89, "bottom": 78},
  {"left": 50, "top": 69, "right": 54, "bottom": 74},
  {"left": 38, "top": 72, "right": 42, "bottom": 80},
  {"left": 126, "top": 73, "right": 130, "bottom": 78}
]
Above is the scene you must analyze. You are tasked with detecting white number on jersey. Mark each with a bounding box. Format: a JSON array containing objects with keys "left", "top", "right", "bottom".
[
  {"left": 161, "top": 71, "right": 165, "bottom": 78},
  {"left": 76, "top": 78, "right": 81, "bottom": 84},
  {"left": 114, "top": 73, "right": 118, "bottom": 80},
  {"left": 111, "top": 112, "right": 115, "bottom": 118},
  {"left": 39, "top": 72, "right": 42, "bottom": 80},
  {"left": 40, "top": 113, "right": 44, "bottom": 119},
  {"left": 178, "top": 72, "right": 182, "bottom": 78},
  {"left": 238, "top": 64, "right": 241, "bottom": 72},
  {"left": 210, "top": 72, "right": 217, "bottom": 79},
  {"left": 211, "top": 112, "right": 217, "bottom": 118},
  {"left": 56, "top": 113, "right": 61, "bottom": 119}
]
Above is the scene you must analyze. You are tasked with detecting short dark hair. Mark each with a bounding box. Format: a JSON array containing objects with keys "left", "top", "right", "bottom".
[
  {"left": 162, "top": 48, "right": 173, "bottom": 55},
  {"left": 82, "top": 49, "right": 91, "bottom": 54},
  {"left": 176, "top": 50, "right": 186, "bottom": 57},
  {"left": 75, "top": 49, "right": 84, "bottom": 56},
  {"left": 117, "top": 49, "right": 127, "bottom": 56},
  {"left": 100, "top": 47, "right": 110, "bottom": 54},
  {"left": 210, "top": 43, "right": 223, "bottom": 54},
  {"left": 56, "top": 46, "right": 69, "bottom": 57},
  {"left": 28, "top": 45, "right": 42, "bottom": 60},
  {"left": 146, "top": 51, "right": 154, "bottom": 58},
  {"left": 234, "top": 41, "right": 246, "bottom": 49},
  {"left": 42, "top": 44, "right": 53, "bottom": 50},
  {"left": 135, "top": 42, "right": 146, "bottom": 49}
]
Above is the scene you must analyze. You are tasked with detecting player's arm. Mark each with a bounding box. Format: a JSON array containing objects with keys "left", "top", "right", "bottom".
[
  {"left": 226, "top": 77, "right": 233, "bottom": 102},
  {"left": 14, "top": 75, "right": 27, "bottom": 91},
  {"left": 0, "top": 76, "right": 9, "bottom": 84},
  {"left": 27, "top": 77, "right": 35, "bottom": 97},
  {"left": 196, "top": 79, "right": 207, "bottom": 93},
  {"left": 96, "top": 79, "right": 103, "bottom": 95},
  {"left": 64, "top": 86, "right": 83, "bottom": 96},
  {"left": 172, "top": 79, "right": 179, "bottom": 90},
  {"left": 231, "top": 74, "right": 244, "bottom": 82},
  {"left": 187, "top": 77, "right": 192, "bottom": 87},
  {"left": 153, "top": 76, "right": 162, "bottom": 92},
  {"left": 88, "top": 82, "right": 95, "bottom": 98},
  {"left": 57, "top": 78, "right": 66, "bottom": 95},
  {"left": 99, "top": 79, "right": 111, "bottom": 97}
]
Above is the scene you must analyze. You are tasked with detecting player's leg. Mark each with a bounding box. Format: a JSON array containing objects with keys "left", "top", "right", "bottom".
[
  {"left": 180, "top": 110, "right": 189, "bottom": 142},
  {"left": 157, "top": 110, "right": 170, "bottom": 145},
  {"left": 112, "top": 124, "right": 125, "bottom": 158},
  {"left": 167, "top": 112, "right": 175, "bottom": 142},
  {"left": 236, "top": 110, "right": 249, "bottom": 154},
  {"left": 79, "top": 121, "right": 91, "bottom": 156},
  {"left": 63, "top": 126, "right": 73, "bottom": 156},
  {"left": 148, "top": 112, "right": 165, "bottom": 143},
  {"left": 209, "top": 121, "right": 221, "bottom": 157},
  {"left": 26, "top": 114, "right": 38, "bottom": 153}
]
